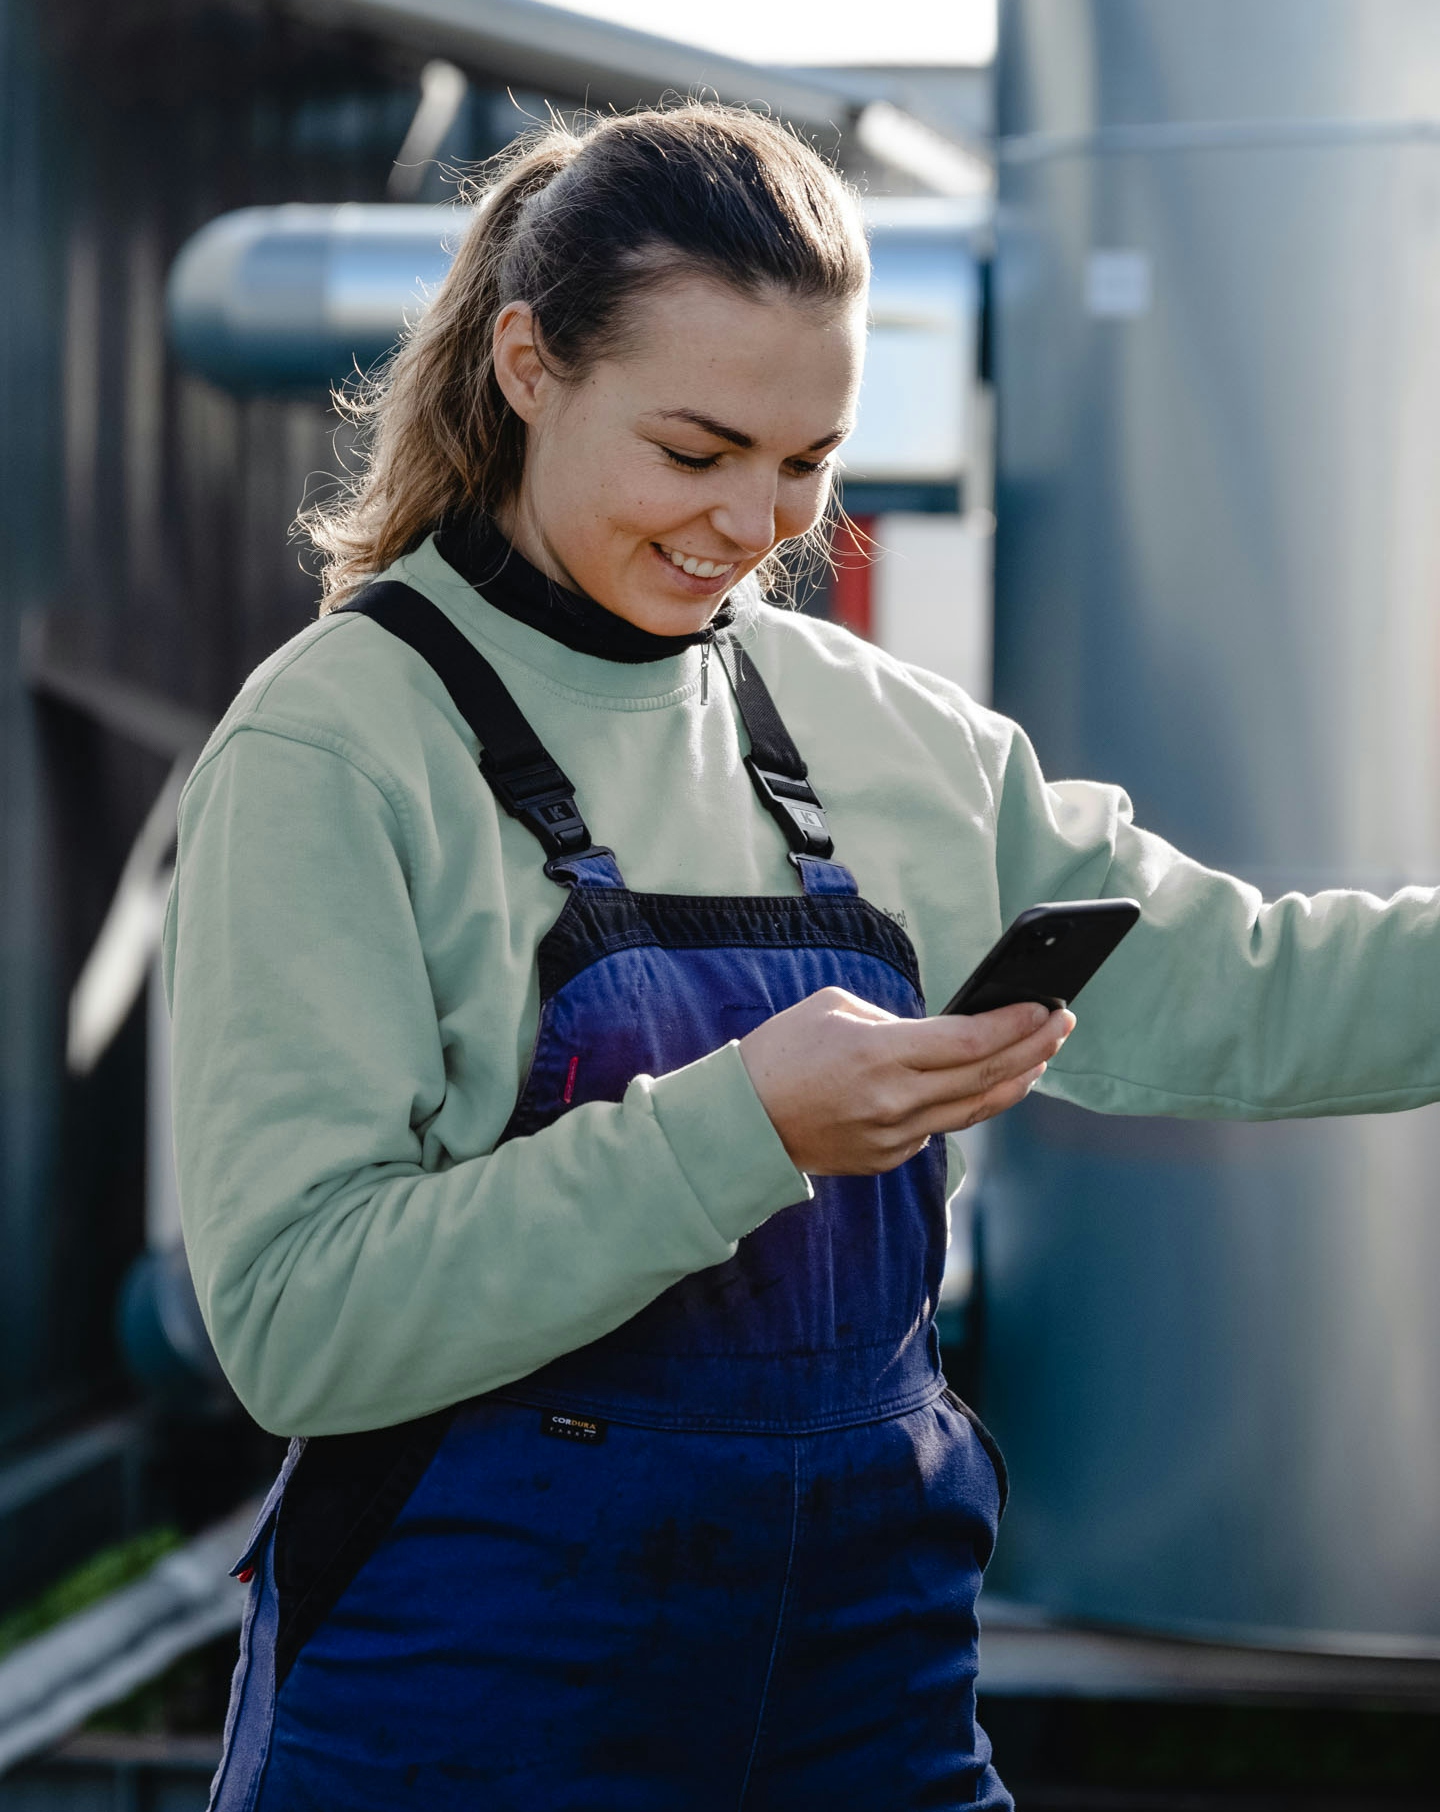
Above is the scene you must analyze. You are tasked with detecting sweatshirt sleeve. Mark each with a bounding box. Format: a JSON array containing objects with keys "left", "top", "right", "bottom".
[
  {"left": 163, "top": 723, "right": 809, "bottom": 1438},
  {"left": 976, "top": 708, "right": 1440, "bottom": 1119}
]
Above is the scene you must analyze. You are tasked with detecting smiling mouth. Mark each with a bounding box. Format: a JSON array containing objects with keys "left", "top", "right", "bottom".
[{"left": 655, "top": 542, "right": 737, "bottom": 581}]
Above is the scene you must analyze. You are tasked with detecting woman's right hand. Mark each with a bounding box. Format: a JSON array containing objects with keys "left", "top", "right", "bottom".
[{"left": 737, "top": 990, "right": 1075, "bottom": 1177}]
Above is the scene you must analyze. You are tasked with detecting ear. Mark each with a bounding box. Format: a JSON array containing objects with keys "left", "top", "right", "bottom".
[{"left": 492, "top": 302, "right": 550, "bottom": 424}]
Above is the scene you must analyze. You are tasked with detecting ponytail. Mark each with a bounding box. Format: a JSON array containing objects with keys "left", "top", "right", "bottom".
[{"left": 301, "top": 105, "right": 866, "bottom": 609}]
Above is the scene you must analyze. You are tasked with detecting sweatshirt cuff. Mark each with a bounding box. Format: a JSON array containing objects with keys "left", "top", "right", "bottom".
[{"left": 645, "top": 1040, "right": 813, "bottom": 1244}]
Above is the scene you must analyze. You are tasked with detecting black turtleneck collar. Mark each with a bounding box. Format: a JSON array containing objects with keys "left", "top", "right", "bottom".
[{"left": 433, "top": 513, "right": 736, "bottom": 664}]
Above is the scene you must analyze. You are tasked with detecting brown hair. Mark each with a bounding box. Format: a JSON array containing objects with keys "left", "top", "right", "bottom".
[{"left": 301, "top": 102, "right": 868, "bottom": 609}]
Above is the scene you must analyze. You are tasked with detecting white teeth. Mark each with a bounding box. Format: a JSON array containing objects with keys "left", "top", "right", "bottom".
[{"left": 662, "top": 545, "right": 729, "bottom": 580}]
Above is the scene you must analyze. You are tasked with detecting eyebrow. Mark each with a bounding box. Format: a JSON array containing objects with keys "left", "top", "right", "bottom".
[{"left": 652, "top": 408, "right": 849, "bottom": 454}]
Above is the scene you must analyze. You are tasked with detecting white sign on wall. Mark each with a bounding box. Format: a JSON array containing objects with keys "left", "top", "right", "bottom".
[{"left": 1085, "top": 248, "right": 1153, "bottom": 319}]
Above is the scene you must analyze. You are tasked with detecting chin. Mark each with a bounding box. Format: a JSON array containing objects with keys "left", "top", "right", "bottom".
[
  {"left": 630, "top": 597, "right": 726, "bottom": 636},
  {"left": 590, "top": 576, "right": 724, "bottom": 637}
]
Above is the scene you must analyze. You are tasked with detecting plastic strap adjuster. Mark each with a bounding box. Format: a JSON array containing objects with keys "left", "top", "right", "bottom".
[
  {"left": 743, "top": 757, "right": 834, "bottom": 860},
  {"left": 480, "top": 753, "right": 594, "bottom": 861}
]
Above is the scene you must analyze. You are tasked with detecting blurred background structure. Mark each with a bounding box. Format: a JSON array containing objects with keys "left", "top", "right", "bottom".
[
  {"left": 987, "top": 0, "right": 1440, "bottom": 1649},
  {"left": 2, "top": 0, "right": 1440, "bottom": 1803}
]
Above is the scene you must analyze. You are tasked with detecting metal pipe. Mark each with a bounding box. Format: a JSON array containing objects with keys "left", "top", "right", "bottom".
[{"left": 165, "top": 203, "right": 465, "bottom": 395}]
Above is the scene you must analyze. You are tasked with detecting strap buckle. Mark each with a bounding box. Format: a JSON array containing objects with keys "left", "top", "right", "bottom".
[
  {"left": 480, "top": 753, "right": 594, "bottom": 861},
  {"left": 743, "top": 757, "right": 834, "bottom": 860}
]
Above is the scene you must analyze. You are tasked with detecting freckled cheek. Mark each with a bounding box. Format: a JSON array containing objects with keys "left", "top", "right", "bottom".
[
  {"left": 568, "top": 473, "right": 653, "bottom": 550},
  {"left": 611, "top": 478, "right": 707, "bottom": 551}
]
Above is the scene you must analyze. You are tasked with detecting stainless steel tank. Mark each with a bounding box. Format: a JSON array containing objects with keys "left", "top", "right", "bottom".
[{"left": 988, "top": 0, "right": 1440, "bottom": 1645}]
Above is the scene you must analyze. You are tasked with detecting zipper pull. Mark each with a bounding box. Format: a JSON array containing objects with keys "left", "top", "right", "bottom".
[{"left": 701, "top": 638, "right": 711, "bottom": 705}]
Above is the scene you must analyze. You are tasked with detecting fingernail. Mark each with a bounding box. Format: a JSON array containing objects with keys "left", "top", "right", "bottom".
[{"left": 1030, "top": 1003, "right": 1048, "bottom": 1026}]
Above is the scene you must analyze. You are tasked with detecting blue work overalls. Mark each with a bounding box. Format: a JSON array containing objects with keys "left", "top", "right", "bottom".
[{"left": 210, "top": 584, "right": 1011, "bottom": 1811}]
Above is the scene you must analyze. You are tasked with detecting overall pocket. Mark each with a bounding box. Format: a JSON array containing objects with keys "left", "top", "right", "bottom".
[
  {"left": 942, "top": 1384, "right": 1010, "bottom": 1520},
  {"left": 269, "top": 1405, "right": 455, "bottom": 1689}
]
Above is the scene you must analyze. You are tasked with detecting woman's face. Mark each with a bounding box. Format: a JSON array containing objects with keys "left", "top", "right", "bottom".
[{"left": 492, "top": 275, "right": 866, "bottom": 636}]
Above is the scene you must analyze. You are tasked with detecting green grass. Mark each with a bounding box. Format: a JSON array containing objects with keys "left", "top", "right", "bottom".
[{"left": 0, "top": 1526, "right": 183, "bottom": 1663}]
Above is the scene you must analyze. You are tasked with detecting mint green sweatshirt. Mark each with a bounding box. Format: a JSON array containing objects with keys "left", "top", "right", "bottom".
[{"left": 163, "top": 536, "right": 1440, "bottom": 1436}]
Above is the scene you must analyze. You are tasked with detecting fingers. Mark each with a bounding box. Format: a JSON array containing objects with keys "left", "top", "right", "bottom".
[
  {"left": 908, "top": 1061, "right": 1050, "bottom": 1139},
  {"left": 853, "top": 1003, "right": 1074, "bottom": 1159},
  {"left": 897, "top": 1007, "right": 1073, "bottom": 1108},
  {"left": 899, "top": 1001, "right": 1073, "bottom": 1071},
  {"left": 880, "top": 1058, "right": 1051, "bottom": 1151},
  {"left": 737, "top": 986, "right": 1077, "bottom": 1179}
]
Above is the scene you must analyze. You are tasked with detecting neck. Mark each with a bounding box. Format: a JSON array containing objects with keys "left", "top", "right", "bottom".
[{"left": 492, "top": 494, "right": 582, "bottom": 595}]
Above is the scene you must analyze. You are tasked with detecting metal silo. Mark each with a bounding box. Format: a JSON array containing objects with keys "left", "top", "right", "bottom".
[{"left": 987, "top": 0, "right": 1440, "bottom": 1644}]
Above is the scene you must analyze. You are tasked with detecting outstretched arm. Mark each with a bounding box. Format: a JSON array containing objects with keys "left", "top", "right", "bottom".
[{"left": 980, "top": 709, "right": 1440, "bottom": 1120}]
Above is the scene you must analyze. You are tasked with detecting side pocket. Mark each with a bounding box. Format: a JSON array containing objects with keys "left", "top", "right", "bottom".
[
  {"left": 941, "top": 1385, "right": 1009, "bottom": 1521},
  {"left": 231, "top": 1437, "right": 307, "bottom": 1582},
  {"left": 209, "top": 1528, "right": 281, "bottom": 1812},
  {"left": 271, "top": 1404, "right": 455, "bottom": 1690}
]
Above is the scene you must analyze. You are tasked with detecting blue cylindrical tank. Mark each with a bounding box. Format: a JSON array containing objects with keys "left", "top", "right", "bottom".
[
  {"left": 988, "top": 0, "right": 1440, "bottom": 1645},
  {"left": 165, "top": 203, "right": 464, "bottom": 393}
]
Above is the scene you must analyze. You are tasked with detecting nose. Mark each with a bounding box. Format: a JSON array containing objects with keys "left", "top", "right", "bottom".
[{"left": 710, "top": 473, "right": 778, "bottom": 558}]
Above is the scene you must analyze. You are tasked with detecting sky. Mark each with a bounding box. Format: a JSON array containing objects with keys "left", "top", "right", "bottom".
[{"left": 551, "top": 0, "right": 997, "bottom": 68}]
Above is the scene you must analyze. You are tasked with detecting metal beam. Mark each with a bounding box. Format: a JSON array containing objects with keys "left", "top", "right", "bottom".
[
  {"left": 281, "top": 0, "right": 858, "bottom": 134},
  {"left": 980, "top": 1597, "right": 1440, "bottom": 1708},
  {"left": 22, "top": 616, "right": 214, "bottom": 764}
]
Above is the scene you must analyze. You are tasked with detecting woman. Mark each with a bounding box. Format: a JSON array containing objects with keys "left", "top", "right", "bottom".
[{"left": 166, "top": 105, "right": 1440, "bottom": 1809}]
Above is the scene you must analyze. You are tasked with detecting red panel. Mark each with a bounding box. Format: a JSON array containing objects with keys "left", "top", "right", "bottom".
[{"left": 829, "top": 514, "right": 877, "bottom": 639}]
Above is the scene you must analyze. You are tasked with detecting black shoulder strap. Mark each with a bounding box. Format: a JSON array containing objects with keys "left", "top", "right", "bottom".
[
  {"left": 721, "top": 640, "right": 834, "bottom": 861},
  {"left": 338, "top": 582, "right": 833, "bottom": 867},
  {"left": 336, "top": 580, "right": 596, "bottom": 864}
]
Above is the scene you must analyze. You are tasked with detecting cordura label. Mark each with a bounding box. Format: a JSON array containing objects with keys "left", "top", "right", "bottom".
[{"left": 541, "top": 1411, "right": 607, "bottom": 1445}]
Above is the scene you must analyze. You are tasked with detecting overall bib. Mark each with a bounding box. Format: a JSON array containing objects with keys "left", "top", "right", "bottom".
[{"left": 210, "top": 585, "right": 1011, "bottom": 1812}]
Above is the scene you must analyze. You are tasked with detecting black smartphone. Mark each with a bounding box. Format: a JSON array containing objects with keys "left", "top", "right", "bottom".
[{"left": 940, "top": 899, "right": 1141, "bottom": 1016}]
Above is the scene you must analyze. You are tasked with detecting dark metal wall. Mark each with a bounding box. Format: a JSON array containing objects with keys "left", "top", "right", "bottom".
[
  {"left": 45, "top": 3, "right": 434, "bottom": 707},
  {"left": 0, "top": 0, "right": 523, "bottom": 1480},
  {"left": 1, "top": 0, "right": 70, "bottom": 1455}
]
